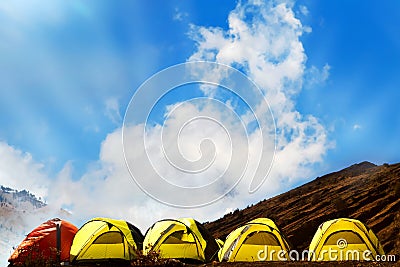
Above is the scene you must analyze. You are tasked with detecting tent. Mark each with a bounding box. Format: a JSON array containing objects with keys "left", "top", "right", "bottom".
[
  {"left": 8, "top": 218, "right": 78, "bottom": 266},
  {"left": 143, "top": 218, "right": 219, "bottom": 263},
  {"left": 70, "top": 217, "right": 144, "bottom": 264},
  {"left": 218, "top": 218, "right": 291, "bottom": 262},
  {"left": 308, "top": 218, "right": 385, "bottom": 261},
  {"left": 216, "top": 238, "right": 224, "bottom": 249}
]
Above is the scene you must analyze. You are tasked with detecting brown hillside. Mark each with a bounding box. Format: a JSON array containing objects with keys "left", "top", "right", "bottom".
[{"left": 205, "top": 161, "right": 400, "bottom": 258}]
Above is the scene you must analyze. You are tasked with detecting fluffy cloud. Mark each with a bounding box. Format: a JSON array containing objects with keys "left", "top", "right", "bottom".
[
  {"left": 105, "top": 97, "right": 122, "bottom": 125},
  {"left": 188, "top": 0, "right": 331, "bottom": 187},
  {"left": 0, "top": 142, "right": 49, "bottom": 197}
]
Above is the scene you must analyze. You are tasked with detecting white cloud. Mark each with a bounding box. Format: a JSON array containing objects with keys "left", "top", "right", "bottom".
[
  {"left": 0, "top": 142, "right": 49, "bottom": 197},
  {"left": 173, "top": 7, "right": 189, "bottom": 21},
  {"left": 299, "top": 5, "right": 309, "bottom": 16},
  {"left": 46, "top": 118, "right": 255, "bottom": 229},
  {"left": 304, "top": 64, "right": 331, "bottom": 88},
  {"left": 105, "top": 97, "right": 122, "bottom": 125},
  {"left": 188, "top": 0, "right": 331, "bottom": 188},
  {"left": 353, "top": 124, "right": 362, "bottom": 130}
]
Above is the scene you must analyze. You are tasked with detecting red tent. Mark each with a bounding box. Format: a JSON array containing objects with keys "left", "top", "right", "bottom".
[{"left": 8, "top": 218, "right": 78, "bottom": 266}]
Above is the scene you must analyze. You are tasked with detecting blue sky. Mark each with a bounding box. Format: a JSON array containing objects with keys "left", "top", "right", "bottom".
[
  {"left": 0, "top": 1, "right": 237, "bottom": 177},
  {"left": 0, "top": 0, "right": 399, "bottom": 211},
  {"left": 0, "top": 1, "right": 400, "bottom": 263},
  {"left": 298, "top": 0, "right": 400, "bottom": 173}
]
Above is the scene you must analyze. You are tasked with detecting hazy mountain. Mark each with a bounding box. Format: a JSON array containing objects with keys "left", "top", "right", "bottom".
[{"left": 0, "top": 186, "right": 70, "bottom": 265}]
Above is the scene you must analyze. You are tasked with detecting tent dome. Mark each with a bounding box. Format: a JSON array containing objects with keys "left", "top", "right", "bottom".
[
  {"left": 70, "top": 217, "right": 144, "bottom": 264},
  {"left": 8, "top": 218, "right": 78, "bottom": 266},
  {"left": 308, "top": 218, "right": 385, "bottom": 261},
  {"left": 143, "top": 218, "right": 219, "bottom": 263},
  {"left": 218, "top": 218, "right": 291, "bottom": 262}
]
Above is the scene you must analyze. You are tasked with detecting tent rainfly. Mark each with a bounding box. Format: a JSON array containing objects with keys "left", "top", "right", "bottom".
[
  {"left": 70, "top": 217, "right": 144, "bottom": 264},
  {"left": 218, "top": 218, "right": 291, "bottom": 262},
  {"left": 8, "top": 218, "right": 78, "bottom": 266},
  {"left": 308, "top": 218, "right": 385, "bottom": 261},
  {"left": 143, "top": 218, "right": 219, "bottom": 263}
]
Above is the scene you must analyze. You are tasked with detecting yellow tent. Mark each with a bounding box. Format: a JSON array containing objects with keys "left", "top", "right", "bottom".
[
  {"left": 216, "top": 238, "right": 224, "bottom": 249},
  {"left": 308, "top": 218, "right": 384, "bottom": 261},
  {"left": 143, "top": 218, "right": 219, "bottom": 263},
  {"left": 70, "top": 217, "right": 144, "bottom": 264},
  {"left": 218, "top": 218, "right": 291, "bottom": 262}
]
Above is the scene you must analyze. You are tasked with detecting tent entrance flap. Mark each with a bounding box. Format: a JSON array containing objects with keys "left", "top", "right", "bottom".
[
  {"left": 218, "top": 218, "right": 290, "bottom": 262},
  {"left": 143, "top": 218, "right": 219, "bottom": 263}
]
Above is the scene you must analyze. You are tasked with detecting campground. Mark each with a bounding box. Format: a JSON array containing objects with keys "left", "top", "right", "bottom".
[{"left": 6, "top": 162, "right": 399, "bottom": 266}]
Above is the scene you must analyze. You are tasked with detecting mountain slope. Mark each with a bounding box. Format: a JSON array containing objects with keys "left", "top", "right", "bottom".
[{"left": 205, "top": 162, "right": 400, "bottom": 257}]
